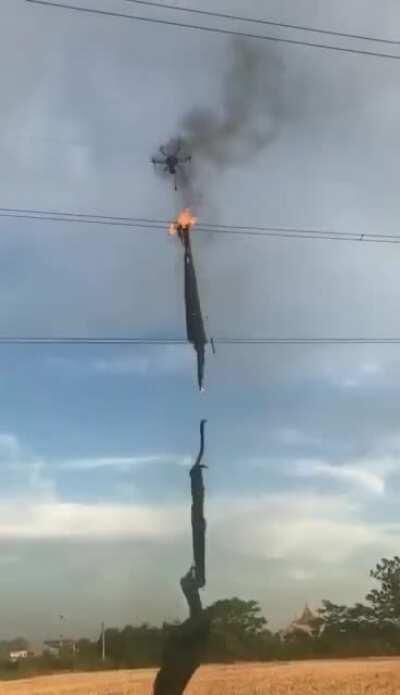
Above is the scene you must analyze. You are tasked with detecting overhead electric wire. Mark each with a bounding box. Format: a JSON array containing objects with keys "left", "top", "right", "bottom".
[
  {"left": 0, "top": 206, "right": 335, "bottom": 236},
  {"left": 0, "top": 209, "right": 399, "bottom": 345},
  {"left": 1, "top": 337, "right": 400, "bottom": 345},
  {"left": 0, "top": 208, "right": 334, "bottom": 238},
  {"left": 25, "top": 0, "right": 400, "bottom": 62},
  {"left": 1, "top": 206, "right": 400, "bottom": 245},
  {"left": 121, "top": 0, "right": 400, "bottom": 47},
  {"left": 0, "top": 207, "right": 336, "bottom": 236}
]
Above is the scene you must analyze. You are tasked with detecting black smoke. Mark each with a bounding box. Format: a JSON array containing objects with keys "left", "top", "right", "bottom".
[{"left": 177, "top": 39, "right": 285, "bottom": 208}]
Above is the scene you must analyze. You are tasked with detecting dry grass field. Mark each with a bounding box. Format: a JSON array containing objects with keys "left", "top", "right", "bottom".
[{"left": 0, "top": 659, "right": 399, "bottom": 695}]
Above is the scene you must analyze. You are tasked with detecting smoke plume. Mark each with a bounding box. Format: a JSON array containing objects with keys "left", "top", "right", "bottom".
[
  {"left": 178, "top": 39, "right": 284, "bottom": 207},
  {"left": 184, "top": 40, "right": 282, "bottom": 165}
]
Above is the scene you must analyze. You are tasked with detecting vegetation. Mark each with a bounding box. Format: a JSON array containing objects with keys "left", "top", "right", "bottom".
[
  {"left": 93, "top": 558, "right": 400, "bottom": 664},
  {"left": 2, "top": 555, "right": 400, "bottom": 681}
]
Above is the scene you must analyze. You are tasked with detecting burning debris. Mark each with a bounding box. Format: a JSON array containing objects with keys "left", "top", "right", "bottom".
[
  {"left": 169, "top": 208, "right": 198, "bottom": 237},
  {"left": 151, "top": 139, "right": 192, "bottom": 191},
  {"left": 150, "top": 139, "right": 207, "bottom": 390},
  {"left": 151, "top": 42, "right": 283, "bottom": 393},
  {"left": 153, "top": 421, "right": 210, "bottom": 695},
  {"left": 170, "top": 209, "right": 207, "bottom": 392}
]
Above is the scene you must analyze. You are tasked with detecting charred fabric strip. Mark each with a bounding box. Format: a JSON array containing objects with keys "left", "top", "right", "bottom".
[
  {"left": 190, "top": 418, "right": 207, "bottom": 587},
  {"left": 153, "top": 570, "right": 210, "bottom": 695},
  {"left": 153, "top": 421, "right": 210, "bottom": 695},
  {"left": 178, "top": 225, "right": 207, "bottom": 391}
]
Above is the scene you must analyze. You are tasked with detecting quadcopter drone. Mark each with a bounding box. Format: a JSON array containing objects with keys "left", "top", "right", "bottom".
[{"left": 151, "top": 139, "right": 192, "bottom": 191}]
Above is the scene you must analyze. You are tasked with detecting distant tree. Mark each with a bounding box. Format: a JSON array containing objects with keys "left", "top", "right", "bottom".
[
  {"left": 319, "top": 600, "right": 349, "bottom": 631},
  {"left": 205, "top": 598, "right": 276, "bottom": 661},
  {"left": 317, "top": 601, "right": 376, "bottom": 656},
  {"left": 103, "top": 624, "right": 164, "bottom": 667},
  {"left": 317, "top": 559, "right": 400, "bottom": 657},
  {"left": 209, "top": 598, "right": 267, "bottom": 635},
  {"left": 367, "top": 556, "right": 400, "bottom": 626},
  {"left": 76, "top": 638, "right": 99, "bottom": 663}
]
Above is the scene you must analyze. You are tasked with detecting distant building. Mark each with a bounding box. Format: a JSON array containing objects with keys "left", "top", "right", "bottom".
[
  {"left": 9, "top": 649, "right": 28, "bottom": 662},
  {"left": 281, "top": 603, "right": 321, "bottom": 640},
  {"left": 43, "top": 639, "right": 77, "bottom": 657}
]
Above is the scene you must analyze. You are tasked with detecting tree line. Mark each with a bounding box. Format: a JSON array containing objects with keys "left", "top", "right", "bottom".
[
  {"left": 94, "top": 555, "right": 400, "bottom": 664},
  {"left": 2, "top": 555, "right": 400, "bottom": 678}
]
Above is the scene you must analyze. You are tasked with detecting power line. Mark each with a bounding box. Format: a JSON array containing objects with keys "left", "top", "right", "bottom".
[
  {"left": 0, "top": 338, "right": 172, "bottom": 346},
  {"left": 1, "top": 337, "right": 400, "bottom": 345},
  {"left": 1, "top": 206, "right": 400, "bottom": 245},
  {"left": 121, "top": 0, "right": 400, "bottom": 47},
  {"left": 0, "top": 208, "right": 334, "bottom": 237},
  {"left": 218, "top": 338, "right": 400, "bottom": 345},
  {"left": 0, "top": 207, "right": 338, "bottom": 237},
  {"left": 25, "top": 0, "right": 400, "bottom": 62}
]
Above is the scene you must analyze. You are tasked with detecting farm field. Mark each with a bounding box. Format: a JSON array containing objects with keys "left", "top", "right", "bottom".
[{"left": 0, "top": 659, "right": 399, "bottom": 695}]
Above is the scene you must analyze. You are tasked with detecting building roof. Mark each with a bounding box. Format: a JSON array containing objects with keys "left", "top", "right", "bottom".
[
  {"left": 9, "top": 650, "right": 28, "bottom": 655},
  {"left": 296, "top": 603, "right": 317, "bottom": 625},
  {"left": 281, "top": 603, "right": 319, "bottom": 638},
  {"left": 43, "top": 639, "right": 75, "bottom": 648}
]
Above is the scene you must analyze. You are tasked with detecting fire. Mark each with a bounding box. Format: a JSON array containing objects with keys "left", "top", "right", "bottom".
[{"left": 169, "top": 208, "right": 198, "bottom": 236}]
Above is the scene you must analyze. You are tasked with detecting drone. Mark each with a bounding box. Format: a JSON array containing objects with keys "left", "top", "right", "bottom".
[{"left": 151, "top": 139, "right": 192, "bottom": 191}]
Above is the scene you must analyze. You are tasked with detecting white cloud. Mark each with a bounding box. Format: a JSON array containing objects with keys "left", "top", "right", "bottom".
[
  {"left": 322, "top": 359, "right": 384, "bottom": 391},
  {"left": 0, "top": 433, "right": 190, "bottom": 540},
  {"left": 0, "top": 434, "right": 396, "bottom": 578},
  {"left": 92, "top": 346, "right": 193, "bottom": 377},
  {"left": 360, "top": 362, "right": 383, "bottom": 376},
  {"left": 59, "top": 454, "right": 191, "bottom": 471},
  {"left": 2, "top": 64, "right": 93, "bottom": 181},
  {"left": 0, "top": 479, "right": 397, "bottom": 622},
  {"left": 0, "top": 554, "right": 21, "bottom": 566},
  {"left": 48, "top": 346, "right": 194, "bottom": 377},
  {"left": 0, "top": 502, "right": 184, "bottom": 540},
  {"left": 209, "top": 492, "right": 400, "bottom": 567},
  {"left": 92, "top": 355, "right": 150, "bottom": 376},
  {"left": 294, "top": 459, "right": 388, "bottom": 495},
  {"left": 274, "top": 427, "right": 320, "bottom": 447},
  {"left": 262, "top": 518, "right": 387, "bottom": 564},
  {"left": 0, "top": 433, "right": 23, "bottom": 459},
  {"left": 0, "top": 433, "right": 56, "bottom": 502},
  {"left": 289, "top": 568, "right": 315, "bottom": 582}
]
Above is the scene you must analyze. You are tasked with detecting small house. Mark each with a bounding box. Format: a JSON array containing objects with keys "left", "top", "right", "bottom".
[
  {"left": 9, "top": 649, "right": 28, "bottom": 662},
  {"left": 43, "top": 639, "right": 77, "bottom": 657}
]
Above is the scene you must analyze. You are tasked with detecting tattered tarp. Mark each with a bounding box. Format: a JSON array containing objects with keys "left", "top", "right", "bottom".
[
  {"left": 153, "top": 420, "right": 209, "bottom": 695},
  {"left": 190, "top": 418, "right": 207, "bottom": 588},
  {"left": 178, "top": 226, "right": 207, "bottom": 391}
]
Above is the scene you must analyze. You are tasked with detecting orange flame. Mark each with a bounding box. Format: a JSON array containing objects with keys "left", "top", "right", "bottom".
[{"left": 169, "top": 208, "right": 198, "bottom": 236}]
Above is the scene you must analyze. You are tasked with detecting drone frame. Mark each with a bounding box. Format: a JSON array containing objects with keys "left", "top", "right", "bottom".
[{"left": 151, "top": 140, "right": 192, "bottom": 190}]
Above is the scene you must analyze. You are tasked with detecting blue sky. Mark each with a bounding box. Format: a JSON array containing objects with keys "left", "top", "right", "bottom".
[{"left": 1, "top": 0, "right": 400, "bottom": 641}]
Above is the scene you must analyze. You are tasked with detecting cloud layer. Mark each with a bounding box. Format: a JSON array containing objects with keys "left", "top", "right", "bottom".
[{"left": 1, "top": 0, "right": 400, "bottom": 640}]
